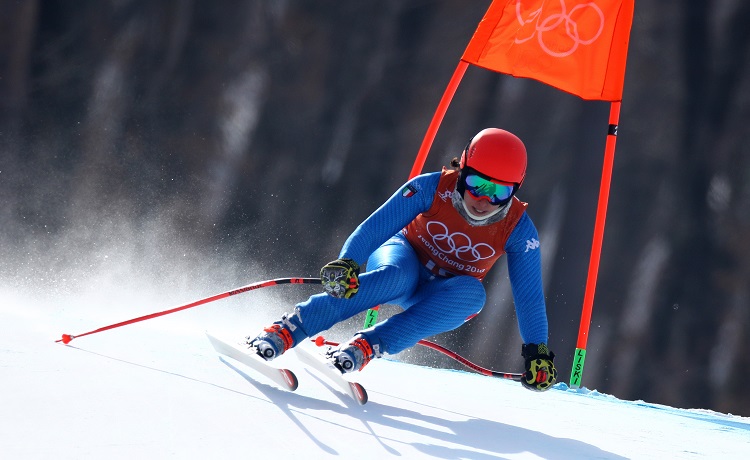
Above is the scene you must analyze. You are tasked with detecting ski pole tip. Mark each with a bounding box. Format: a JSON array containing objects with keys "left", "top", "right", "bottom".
[{"left": 61, "top": 334, "right": 73, "bottom": 344}]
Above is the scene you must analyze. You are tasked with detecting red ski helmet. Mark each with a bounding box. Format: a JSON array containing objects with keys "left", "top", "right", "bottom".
[{"left": 459, "top": 128, "right": 527, "bottom": 186}]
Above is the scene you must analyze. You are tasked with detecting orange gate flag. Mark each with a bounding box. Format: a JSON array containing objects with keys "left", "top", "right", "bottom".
[{"left": 462, "top": 0, "right": 635, "bottom": 101}]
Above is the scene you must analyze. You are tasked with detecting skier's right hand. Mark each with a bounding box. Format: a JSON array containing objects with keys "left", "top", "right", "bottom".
[{"left": 320, "top": 258, "right": 360, "bottom": 299}]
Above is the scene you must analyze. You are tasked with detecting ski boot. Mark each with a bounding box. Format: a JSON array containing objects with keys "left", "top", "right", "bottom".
[
  {"left": 328, "top": 333, "right": 380, "bottom": 373},
  {"left": 246, "top": 313, "right": 305, "bottom": 361}
]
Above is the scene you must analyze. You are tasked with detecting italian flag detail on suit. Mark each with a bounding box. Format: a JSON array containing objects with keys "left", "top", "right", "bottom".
[{"left": 402, "top": 185, "right": 417, "bottom": 198}]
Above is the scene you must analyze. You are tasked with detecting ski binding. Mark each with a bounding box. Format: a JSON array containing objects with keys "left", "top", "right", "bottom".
[
  {"left": 293, "top": 341, "right": 368, "bottom": 405},
  {"left": 206, "top": 332, "right": 299, "bottom": 391}
]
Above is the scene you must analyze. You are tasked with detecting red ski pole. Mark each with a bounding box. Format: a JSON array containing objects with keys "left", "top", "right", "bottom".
[
  {"left": 415, "top": 339, "right": 523, "bottom": 381},
  {"left": 56, "top": 277, "right": 320, "bottom": 344},
  {"left": 313, "top": 336, "right": 523, "bottom": 381}
]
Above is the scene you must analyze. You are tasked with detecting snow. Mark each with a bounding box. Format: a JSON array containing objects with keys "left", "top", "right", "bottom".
[{"left": 3, "top": 288, "right": 749, "bottom": 460}]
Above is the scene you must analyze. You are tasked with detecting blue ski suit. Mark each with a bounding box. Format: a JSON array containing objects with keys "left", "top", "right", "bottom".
[{"left": 292, "top": 170, "right": 548, "bottom": 355}]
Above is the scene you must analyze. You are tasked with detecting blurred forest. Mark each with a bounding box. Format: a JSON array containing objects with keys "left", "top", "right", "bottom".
[{"left": 2, "top": 1, "right": 749, "bottom": 416}]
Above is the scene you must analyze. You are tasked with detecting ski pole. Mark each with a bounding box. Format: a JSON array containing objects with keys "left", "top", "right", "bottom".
[
  {"left": 313, "top": 336, "right": 523, "bottom": 381},
  {"left": 56, "top": 277, "right": 320, "bottom": 344},
  {"left": 415, "top": 339, "right": 523, "bottom": 381}
]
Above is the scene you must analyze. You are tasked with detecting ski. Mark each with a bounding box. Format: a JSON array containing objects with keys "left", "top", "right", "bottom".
[
  {"left": 293, "top": 342, "right": 368, "bottom": 405},
  {"left": 205, "top": 332, "right": 299, "bottom": 391}
]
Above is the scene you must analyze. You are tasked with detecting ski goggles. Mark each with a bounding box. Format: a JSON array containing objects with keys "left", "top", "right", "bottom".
[{"left": 463, "top": 173, "right": 515, "bottom": 206}]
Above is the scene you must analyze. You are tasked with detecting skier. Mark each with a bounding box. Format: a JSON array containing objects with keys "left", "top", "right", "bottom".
[{"left": 247, "top": 128, "right": 557, "bottom": 391}]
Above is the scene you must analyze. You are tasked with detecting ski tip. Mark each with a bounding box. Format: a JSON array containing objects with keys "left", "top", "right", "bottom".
[
  {"left": 280, "top": 369, "right": 299, "bottom": 391},
  {"left": 349, "top": 382, "right": 368, "bottom": 405}
]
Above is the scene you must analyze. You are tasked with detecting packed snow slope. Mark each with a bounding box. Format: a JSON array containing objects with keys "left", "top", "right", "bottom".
[{"left": 3, "top": 287, "right": 749, "bottom": 460}]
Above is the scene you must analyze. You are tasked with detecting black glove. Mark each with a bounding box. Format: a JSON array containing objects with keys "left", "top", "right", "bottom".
[
  {"left": 521, "top": 343, "right": 557, "bottom": 391},
  {"left": 320, "top": 258, "right": 360, "bottom": 299}
]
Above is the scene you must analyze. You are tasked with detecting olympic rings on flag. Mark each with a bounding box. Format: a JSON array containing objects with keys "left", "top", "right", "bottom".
[{"left": 514, "top": 0, "right": 605, "bottom": 58}]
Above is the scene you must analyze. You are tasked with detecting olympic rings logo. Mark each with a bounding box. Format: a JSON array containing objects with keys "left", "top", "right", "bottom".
[
  {"left": 425, "top": 221, "right": 496, "bottom": 262},
  {"left": 514, "top": 0, "right": 605, "bottom": 58}
]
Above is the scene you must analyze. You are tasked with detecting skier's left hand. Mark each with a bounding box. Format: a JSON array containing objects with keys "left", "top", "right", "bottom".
[
  {"left": 521, "top": 343, "right": 557, "bottom": 391},
  {"left": 320, "top": 258, "right": 360, "bottom": 299}
]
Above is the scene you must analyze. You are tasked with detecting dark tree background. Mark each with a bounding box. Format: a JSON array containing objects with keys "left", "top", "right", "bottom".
[{"left": 2, "top": 1, "right": 749, "bottom": 415}]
